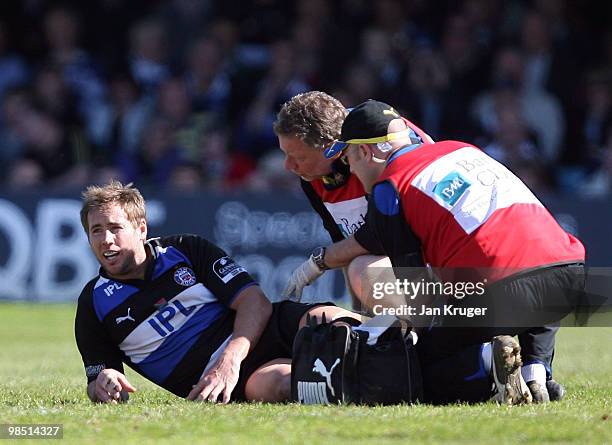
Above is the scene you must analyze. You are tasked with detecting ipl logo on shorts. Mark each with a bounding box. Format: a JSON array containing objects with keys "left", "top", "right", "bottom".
[{"left": 174, "top": 267, "right": 196, "bottom": 287}]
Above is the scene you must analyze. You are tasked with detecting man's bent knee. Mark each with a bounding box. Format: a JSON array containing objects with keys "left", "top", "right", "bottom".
[
  {"left": 244, "top": 359, "right": 291, "bottom": 402},
  {"left": 346, "top": 255, "right": 389, "bottom": 297},
  {"left": 347, "top": 255, "right": 394, "bottom": 312}
]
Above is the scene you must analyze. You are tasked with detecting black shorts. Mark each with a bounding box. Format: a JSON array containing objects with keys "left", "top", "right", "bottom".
[
  {"left": 232, "top": 300, "right": 335, "bottom": 401},
  {"left": 417, "top": 263, "right": 586, "bottom": 365}
]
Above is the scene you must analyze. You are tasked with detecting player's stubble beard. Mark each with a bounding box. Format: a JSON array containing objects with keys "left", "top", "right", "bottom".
[
  {"left": 104, "top": 248, "right": 148, "bottom": 280},
  {"left": 113, "top": 252, "right": 135, "bottom": 278}
]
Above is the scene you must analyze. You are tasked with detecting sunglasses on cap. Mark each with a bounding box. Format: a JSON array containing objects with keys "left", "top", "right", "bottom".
[
  {"left": 322, "top": 107, "right": 353, "bottom": 159},
  {"left": 323, "top": 140, "right": 349, "bottom": 159},
  {"left": 322, "top": 127, "right": 414, "bottom": 159}
]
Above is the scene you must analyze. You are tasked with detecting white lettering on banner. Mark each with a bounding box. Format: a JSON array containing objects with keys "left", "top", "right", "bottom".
[
  {"left": 234, "top": 254, "right": 338, "bottom": 302},
  {"left": 213, "top": 202, "right": 330, "bottom": 250},
  {"left": 0, "top": 198, "right": 347, "bottom": 302},
  {"left": 0, "top": 199, "right": 33, "bottom": 299},
  {"left": 0, "top": 198, "right": 171, "bottom": 302},
  {"left": 33, "top": 200, "right": 99, "bottom": 301}
]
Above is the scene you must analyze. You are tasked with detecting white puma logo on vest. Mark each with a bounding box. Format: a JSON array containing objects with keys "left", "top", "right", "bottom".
[{"left": 116, "top": 307, "right": 135, "bottom": 324}]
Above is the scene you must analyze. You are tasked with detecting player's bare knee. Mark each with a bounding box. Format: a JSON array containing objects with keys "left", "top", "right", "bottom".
[
  {"left": 245, "top": 360, "right": 291, "bottom": 402},
  {"left": 244, "top": 383, "right": 264, "bottom": 402},
  {"left": 347, "top": 256, "right": 371, "bottom": 297},
  {"left": 275, "top": 374, "right": 291, "bottom": 401}
]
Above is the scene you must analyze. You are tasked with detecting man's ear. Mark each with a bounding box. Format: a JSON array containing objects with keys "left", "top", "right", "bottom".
[
  {"left": 138, "top": 218, "right": 148, "bottom": 241},
  {"left": 358, "top": 144, "right": 370, "bottom": 160}
]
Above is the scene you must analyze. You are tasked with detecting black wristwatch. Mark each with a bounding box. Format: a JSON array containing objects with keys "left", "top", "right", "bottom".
[{"left": 311, "top": 246, "right": 329, "bottom": 271}]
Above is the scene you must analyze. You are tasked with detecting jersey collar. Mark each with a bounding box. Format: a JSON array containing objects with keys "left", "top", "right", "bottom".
[
  {"left": 319, "top": 157, "right": 351, "bottom": 190},
  {"left": 386, "top": 143, "right": 422, "bottom": 166}
]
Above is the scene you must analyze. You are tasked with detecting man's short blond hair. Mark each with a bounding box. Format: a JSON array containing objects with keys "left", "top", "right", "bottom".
[
  {"left": 273, "top": 91, "right": 347, "bottom": 150},
  {"left": 80, "top": 180, "right": 146, "bottom": 234}
]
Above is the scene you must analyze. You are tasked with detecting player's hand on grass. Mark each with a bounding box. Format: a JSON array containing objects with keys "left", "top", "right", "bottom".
[
  {"left": 94, "top": 369, "right": 136, "bottom": 404},
  {"left": 187, "top": 351, "right": 241, "bottom": 404},
  {"left": 282, "top": 257, "right": 324, "bottom": 301}
]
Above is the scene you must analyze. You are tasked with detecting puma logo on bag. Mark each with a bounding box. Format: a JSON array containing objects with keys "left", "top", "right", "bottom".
[
  {"left": 312, "top": 358, "right": 340, "bottom": 396},
  {"left": 296, "top": 357, "right": 341, "bottom": 404}
]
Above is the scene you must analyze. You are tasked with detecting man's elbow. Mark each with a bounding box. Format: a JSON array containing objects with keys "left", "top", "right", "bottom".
[
  {"left": 251, "top": 289, "right": 273, "bottom": 324},
  {"left": 257, "top": 291, "right": 273, "bottom": 318},
  {"left": 234, "top": 286, "right": 273, "bottom": 315}
]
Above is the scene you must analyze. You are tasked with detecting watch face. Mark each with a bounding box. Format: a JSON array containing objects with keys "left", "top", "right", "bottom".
[{"left": 312, "top": 247, "right": 327, "bottom": 270}]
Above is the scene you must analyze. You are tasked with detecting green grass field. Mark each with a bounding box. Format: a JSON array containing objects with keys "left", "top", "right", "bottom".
[{"left": 0, "top": 303, "right": 610, "bottom": 444}]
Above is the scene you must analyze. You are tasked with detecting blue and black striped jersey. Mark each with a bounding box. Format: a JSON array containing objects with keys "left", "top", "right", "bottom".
[{"left": 75, "top": 234, "right": 257, "bottom": 397}]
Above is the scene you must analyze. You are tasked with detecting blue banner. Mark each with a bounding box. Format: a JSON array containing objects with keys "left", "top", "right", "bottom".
[{"left": 0, "top": 191, "right": 606, "bottom": 302}]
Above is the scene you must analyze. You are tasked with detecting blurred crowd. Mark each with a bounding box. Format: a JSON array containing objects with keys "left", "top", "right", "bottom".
[{"left": 1, "top": 0, "right": 611, "bottom": 196}]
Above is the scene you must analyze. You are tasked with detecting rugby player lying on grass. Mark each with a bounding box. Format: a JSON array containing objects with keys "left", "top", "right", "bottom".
[{"left": 75, "top": 180, "right": 359, "bottom": 403}]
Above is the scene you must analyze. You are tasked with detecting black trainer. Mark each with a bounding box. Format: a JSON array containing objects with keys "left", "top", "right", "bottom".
[
  {"left": 546, "top": 379, "right": 566, "bottom": 401},
  {"left": 527, "top": 380, "right": 550, "bottom": 403}
]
